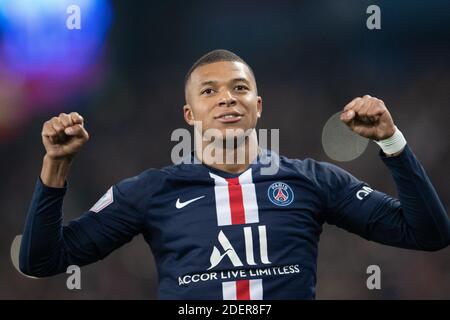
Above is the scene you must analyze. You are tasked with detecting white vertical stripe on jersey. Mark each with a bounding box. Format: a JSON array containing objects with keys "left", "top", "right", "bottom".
[
  {"left": 249, "top": 279, "right": 263, "bottom": 300},
  {"left": 212, "top": 169, "right": 264, "bottom": 300},
  {"left": 238, "top": 169, "right": 259, "bottom": 224},
  {"left": 209, "top": 173, "right": 232, "bottom": 226},
  {"left": 243, "top": 227, "right": 256, "bottom": 265},
  {"left": 210, "top": 169, "right": 259, "bottom": 226},
  {"left": 258, "top": 225, "right": 271, "bottom": 264},
  {"left": 222, "top": 281, "right": 237, "bottom": 300}
]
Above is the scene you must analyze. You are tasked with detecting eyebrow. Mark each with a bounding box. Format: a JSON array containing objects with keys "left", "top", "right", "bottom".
[{"left": 199, "top": 78, "right": 251, "bottom": 87}]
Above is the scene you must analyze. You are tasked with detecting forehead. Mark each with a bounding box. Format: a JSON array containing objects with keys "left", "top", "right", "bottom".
[{"left": 189, "top": 61, "right": 254, "bottom": 86}]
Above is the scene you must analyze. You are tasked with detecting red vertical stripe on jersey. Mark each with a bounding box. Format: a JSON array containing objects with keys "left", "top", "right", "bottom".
[
  {"left": 226, "top": 177, "right": 246, "bottom": 225},
  {"left": 236, "top": 280, "right": 250, "bottom": 300}
]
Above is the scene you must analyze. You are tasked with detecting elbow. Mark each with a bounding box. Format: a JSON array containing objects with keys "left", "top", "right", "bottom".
[
  {"left": 18, "top": 259, "right": 30, "bottom": 276},
  {"left": 18, "top": 233, "right": 67, "bottom": 278},
  {"left": 413, "top": 219, "right": 450, "bottom": 252},
  {"left": 18, "top": 260, "right": 56, "bottom": 278},
  {"left": 18, "top": 247, "right": 56, "bottom": 278},
  {"left": 420, "top": 242, "right": 449, "bottom": 252},
  {"left": 18, "top": 244, "right": 33, "bottom": 276},
  {"left": 428, "top": 224, "right": 450, "bottom": 251},
  {"left": 433, "top": 234, "right": 450, "bottom": 251},
  {"left": 18, "top": 252, "right": 45, "bottom": 278},
  {"left": 18, "top": 254, "right": 39, "bottom": 278},
  {"left": 415, "top": 234, "right": 450, "bottom": 252}
]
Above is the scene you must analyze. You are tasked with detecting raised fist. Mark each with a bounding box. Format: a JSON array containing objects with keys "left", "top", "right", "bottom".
[{"left": 41, "top": 112, "right": 89, "bottom": 161}]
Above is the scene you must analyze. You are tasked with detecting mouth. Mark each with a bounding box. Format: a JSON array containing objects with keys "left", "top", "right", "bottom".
[{"left": 215, "top": 111, "right": 244, "bottom": 124}]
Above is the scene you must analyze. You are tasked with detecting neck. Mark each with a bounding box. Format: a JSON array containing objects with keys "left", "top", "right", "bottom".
[{"left": 196, "top": 131, "right": 259, "bottom": 174}]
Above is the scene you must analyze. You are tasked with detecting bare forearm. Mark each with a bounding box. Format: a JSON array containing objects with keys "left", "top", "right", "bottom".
[{"left": 40, "top": 155, "right": 72, "bottom": 188}]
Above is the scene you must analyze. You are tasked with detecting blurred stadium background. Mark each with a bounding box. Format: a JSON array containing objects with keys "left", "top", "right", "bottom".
[{"left": 0, "top": 0, "right": 449, "bottom": 299}]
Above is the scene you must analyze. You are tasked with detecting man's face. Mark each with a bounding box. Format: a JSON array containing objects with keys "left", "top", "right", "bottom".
[{"left": 184, "top": 61, "right": 262, "bottom": 139}]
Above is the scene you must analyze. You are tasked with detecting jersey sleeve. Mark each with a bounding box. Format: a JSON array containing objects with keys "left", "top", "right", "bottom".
[
  {"left": 306, "top": 145, "right": 450, "bottom": 251},
  {"left": 19, "top": 171, "right": 153, "bottom": 277}
]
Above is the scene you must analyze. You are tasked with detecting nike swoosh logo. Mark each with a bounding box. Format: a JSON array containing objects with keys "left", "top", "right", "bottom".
[{"left": 176, "top": 196, "right": 205, "bottom": 209}]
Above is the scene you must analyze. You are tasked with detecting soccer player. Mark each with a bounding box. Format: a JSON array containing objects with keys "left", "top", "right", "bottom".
[{"left": 19, "top": 50, "right": 450, "bottom": 299}]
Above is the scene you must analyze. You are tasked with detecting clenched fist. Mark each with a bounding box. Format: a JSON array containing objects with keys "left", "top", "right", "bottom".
[
  {"left": 340, "top": 95, "right": 396, "bottom": 141},
  {"left": 42, "top": 112, "right": 89, "bottom": 161}
]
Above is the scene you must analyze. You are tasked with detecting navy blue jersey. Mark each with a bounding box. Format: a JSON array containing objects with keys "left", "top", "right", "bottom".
[{"left": 19, "top": 146, "right": 450, "bottom": 299}]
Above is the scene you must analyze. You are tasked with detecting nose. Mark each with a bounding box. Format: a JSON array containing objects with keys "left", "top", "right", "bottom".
[{"left": 218, "top": 90, "right": 237, "bottom": 107}]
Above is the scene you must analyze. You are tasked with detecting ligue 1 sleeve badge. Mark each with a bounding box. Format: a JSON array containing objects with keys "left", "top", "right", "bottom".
[
  {"left": 90, "top": 187, "right": 114, "bottom": 213},
  {"left": 267, "top": 182, "right": 294, "bottom": 206}
]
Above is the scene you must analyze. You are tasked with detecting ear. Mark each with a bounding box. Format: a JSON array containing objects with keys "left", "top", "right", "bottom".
[
  {"left": 256, "top": 96, "right": 263, "bottom": 118},
  {"left": 183, "top": 104, "right": 195, "bottom": 126}
]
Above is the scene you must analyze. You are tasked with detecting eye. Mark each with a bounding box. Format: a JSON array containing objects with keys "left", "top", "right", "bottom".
[
  {"left": 235, "top": 85, "right": 249, "bottom": 91},
  {"left": 201, "top": 88, "right": 215, "bottom": 95}
]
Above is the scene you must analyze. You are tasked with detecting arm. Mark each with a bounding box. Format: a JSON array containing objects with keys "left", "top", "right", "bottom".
[
  {"left": 19, "top": 113, "right": 144, "bottom": 277},
  {"left": 20, "top": 176, "right": 145, "bottom": 277},
  {"left": 378, "top": 145, "right": 450, "bottom": 250},
  {"left": 318, "top": 146, "right": 450, "bottom": 251},
  {"left": 323, "top": 95, "right": 450, "bottom": 250}
]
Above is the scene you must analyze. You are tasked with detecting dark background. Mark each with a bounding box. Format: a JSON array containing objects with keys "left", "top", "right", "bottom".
[{"left": 0, "top": 0, "right": 449, "bottom": 299}]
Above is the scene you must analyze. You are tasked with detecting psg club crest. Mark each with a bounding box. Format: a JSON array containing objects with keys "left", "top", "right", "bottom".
[{"left": 267, "top": 182, "right": 294, "bottom": 206}]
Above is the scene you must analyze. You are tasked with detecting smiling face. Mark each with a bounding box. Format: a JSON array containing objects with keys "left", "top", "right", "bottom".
[{"left": 184, "top": 61, "right": 262, "bottom": 139}]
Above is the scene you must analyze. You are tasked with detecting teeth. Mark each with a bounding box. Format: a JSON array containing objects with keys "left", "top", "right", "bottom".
[{"left": 221, "top": 114, "right": 240, "bottom": 119}]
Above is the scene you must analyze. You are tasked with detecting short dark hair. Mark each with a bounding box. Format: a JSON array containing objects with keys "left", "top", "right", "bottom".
[{"left": 185, "top": 49, "right": 255, "bottom": 86}]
